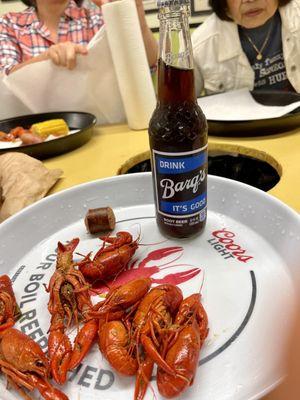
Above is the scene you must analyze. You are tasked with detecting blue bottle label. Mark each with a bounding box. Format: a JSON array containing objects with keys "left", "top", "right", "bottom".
[{"left": 152, "top": 146, "right": 207, "bottom": 221}]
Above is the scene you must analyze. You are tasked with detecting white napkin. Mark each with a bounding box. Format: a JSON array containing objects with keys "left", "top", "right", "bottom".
[
  {"left": 2, "top": 0, "right": 156, "bottom": 129},
  {"left": 197, "top": 88, "right": 300, "bottom": 121},
  {"left": 0, "top": 73, "right": 31, "bottom": 120},
  {"left": 3, "top": 27, "right": 125, "bottom": 125}
]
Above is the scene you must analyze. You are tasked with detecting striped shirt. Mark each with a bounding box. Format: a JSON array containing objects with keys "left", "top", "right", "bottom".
[{"left": 0, "top": 0, "right": 104, "bottom": 74}]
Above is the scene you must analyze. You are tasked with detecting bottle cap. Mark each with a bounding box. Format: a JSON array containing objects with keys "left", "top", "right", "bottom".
[{"left": 157, "top": 0, "right": 190, "bottom": 8}]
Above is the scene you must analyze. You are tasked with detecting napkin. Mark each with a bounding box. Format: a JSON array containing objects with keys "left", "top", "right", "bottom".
[
  {"left": 3, "top": 27, "right": 125, "bottom": 126},
  {"left": 0, "top": 153, "right": 63, "bottom": 222},
  {"left": 0, "top": 74, "right": 31, "bottom": 120},
  {"left": 2, "top": 0, "right": 156, "bottom": 129}
]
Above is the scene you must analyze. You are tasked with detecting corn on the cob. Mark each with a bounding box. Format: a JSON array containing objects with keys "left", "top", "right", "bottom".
[{"left": 31, "top": 119, "right": 69, "bottom": 139}]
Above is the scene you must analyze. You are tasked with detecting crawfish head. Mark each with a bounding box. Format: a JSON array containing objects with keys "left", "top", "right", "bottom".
[
  {"left": 56, "top": 238, "right": 80, "bottom": 271},
  {"left": 0, "top": 328, "right": 49, "bottom": 377},
  {"left": 174, "top": 293, "right": 209, "bottom": 341}
]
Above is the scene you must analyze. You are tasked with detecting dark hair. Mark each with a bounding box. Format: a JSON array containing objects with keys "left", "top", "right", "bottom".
[
  {"left": 209, "top": 0, "right": 293, "bottom": 21},
  {"left": 20, "top": 0, "right": 84, "bottom": 7}
]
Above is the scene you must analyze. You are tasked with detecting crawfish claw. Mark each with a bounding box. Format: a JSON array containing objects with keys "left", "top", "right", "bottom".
[
  {"left": 68, "top": 319, "right": 98, "bottom": 371},
  {"left": 48, "top": 331, "right": 72, "bottom": 385}
]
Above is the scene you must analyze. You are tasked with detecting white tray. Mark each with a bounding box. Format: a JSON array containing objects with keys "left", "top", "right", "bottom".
[{"left": 1, "top": 173, "right": 300, "bottom": 400}]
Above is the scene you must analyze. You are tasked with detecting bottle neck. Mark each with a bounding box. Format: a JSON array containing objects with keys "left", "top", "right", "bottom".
[{"left": 157, "top": 4, "right": 196, "bottom": 104}]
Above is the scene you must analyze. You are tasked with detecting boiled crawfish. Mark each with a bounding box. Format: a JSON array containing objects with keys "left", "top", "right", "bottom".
[
  {"left": 133, "top": 284, "right": 183, "bottom": 400},
  {"left": 46, "top": 238, "right": 98, "bottom": 384},
  {"left": 0, "top": 274, "right": 20, "bottom": 331},
  {"left": 97, "top": 280, "right": 183, "bottom": 400},
  {"left": 97, "top": 278, "right": 152, "bottom": 376},
  {"left": 157, "top": 293, "right": 209, "bottom": 398},
  {"left": 78, "top": 231, "right": 138, "bottom": 284},
  {"left": 0, "top": 328, "right": 68, "bottom": 400},
  {"left": 0, "top": 275, "right": 68, "bottom": 400}
]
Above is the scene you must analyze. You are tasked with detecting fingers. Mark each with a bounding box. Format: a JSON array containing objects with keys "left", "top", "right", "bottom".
[
  {"left": 48, "top": 42, "right": 88, "bottom": 70},
  {"left": 65, "top": 44, "right": 76, "bottom": 70},
  {"left": 75, "top": 44, "right": 88, "bottom": 56},
  {"left": 47, "top": 47, "right": 60, "bottom": 66}
]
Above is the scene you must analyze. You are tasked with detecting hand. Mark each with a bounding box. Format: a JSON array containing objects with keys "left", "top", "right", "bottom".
[{"left": 47, "top": 42, "right": 88, "bottom": 70}]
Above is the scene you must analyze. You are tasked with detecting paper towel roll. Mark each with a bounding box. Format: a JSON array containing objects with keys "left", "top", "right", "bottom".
[{"left": 102, "top": 0, "right": 157, "bottom": 130}]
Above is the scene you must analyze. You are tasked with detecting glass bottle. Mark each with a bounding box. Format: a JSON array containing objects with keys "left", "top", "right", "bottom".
[{"left": 148, "top": 0, "right": 208, "bottom": 238}]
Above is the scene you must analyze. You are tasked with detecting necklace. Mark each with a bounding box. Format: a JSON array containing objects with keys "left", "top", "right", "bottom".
[{"left": 243, "top": 20, "right": 273, "bottom": 61}]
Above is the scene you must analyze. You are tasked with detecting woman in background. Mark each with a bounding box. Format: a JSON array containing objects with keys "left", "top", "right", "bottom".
[
  {"left": 0, "top": 0, "right": 158, "bottom": 74},
  {"left": 192, "top": 0, "right": 300, "bottom": 95}
]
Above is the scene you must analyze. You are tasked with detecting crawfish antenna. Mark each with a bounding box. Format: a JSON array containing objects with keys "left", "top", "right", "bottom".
[
  {"left": 128, "top": 223, "right": 142, "bottom": 242},
  {"left": 199, "top": 270, "right": 205, "bottom": 295},
  {"left": 129, "top": 222, "right": 167, "bottom": 246}
]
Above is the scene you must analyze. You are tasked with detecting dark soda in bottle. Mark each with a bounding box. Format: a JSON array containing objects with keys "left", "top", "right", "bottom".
[{"left": 148, "top": 0, "right": 208, "bottom": 239}]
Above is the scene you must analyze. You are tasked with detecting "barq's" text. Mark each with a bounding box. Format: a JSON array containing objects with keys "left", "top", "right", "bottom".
[{"left": 160, "top": 170, "right": 206, "bottom": 199}]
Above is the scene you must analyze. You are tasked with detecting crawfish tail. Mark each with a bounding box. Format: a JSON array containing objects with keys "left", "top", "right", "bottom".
[{"left": 99, "top": 320, "right": 138, "bottom": 376}]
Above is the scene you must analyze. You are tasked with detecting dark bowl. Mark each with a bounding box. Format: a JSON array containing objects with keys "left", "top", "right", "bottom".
[{"left": 0, "top": 111, "right": 97, "bottom": 159}]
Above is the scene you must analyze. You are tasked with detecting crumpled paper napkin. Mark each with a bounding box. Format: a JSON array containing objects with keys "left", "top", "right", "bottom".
[
  {"left": 0, "top": 153, "right": 62, "bottom": 222},
  {"left": 3, "top": 26, "right": 125, "bottom": 125}
]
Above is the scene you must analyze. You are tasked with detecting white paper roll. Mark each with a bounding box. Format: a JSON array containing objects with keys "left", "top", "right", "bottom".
[{"left": 102, "top": 0, "right": 157, "bottom": 130}]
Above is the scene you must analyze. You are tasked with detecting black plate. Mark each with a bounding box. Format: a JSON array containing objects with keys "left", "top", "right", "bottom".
[
  {"left": 0, "top": 111, "right": 97, "bottom": 160},
  {"left": 207, "top": 90, "right": 300, "bottom": 137}
]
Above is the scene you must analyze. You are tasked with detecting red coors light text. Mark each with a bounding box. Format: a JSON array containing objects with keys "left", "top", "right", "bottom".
[{"left": 208, "top": 228, "right": 253, "bottom": 263}]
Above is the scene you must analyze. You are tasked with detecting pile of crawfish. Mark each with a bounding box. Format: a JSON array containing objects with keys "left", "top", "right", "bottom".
[{"left": 0, "top": 230, "right": 209, "bottom": 400}]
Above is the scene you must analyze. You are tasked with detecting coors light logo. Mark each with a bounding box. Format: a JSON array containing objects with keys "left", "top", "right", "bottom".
[{"left": 208, "top": 228, "right": 253, "bottom": 263}]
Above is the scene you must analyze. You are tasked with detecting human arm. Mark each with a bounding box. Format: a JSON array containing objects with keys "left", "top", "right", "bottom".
[
  {"left": 91, "top": 0, "right": 158, "bottom": 67},
  {"left": 133, "top": 0, "right": 158, "bottom": 67}
]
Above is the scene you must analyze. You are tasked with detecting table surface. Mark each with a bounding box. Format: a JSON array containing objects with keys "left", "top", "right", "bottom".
[
  {"left": 44, "top": 123, "right": 300, "bottom": 399},
  {"left": 45, "top": 123, "right": 300, "bottom": 213}
]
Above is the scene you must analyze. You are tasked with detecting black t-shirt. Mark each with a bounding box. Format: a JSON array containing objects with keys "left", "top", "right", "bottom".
[{"left": 239, "top": 11, "right": 295, "bottom": 92}]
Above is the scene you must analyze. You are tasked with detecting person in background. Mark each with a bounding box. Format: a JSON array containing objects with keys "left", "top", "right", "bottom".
[
  {"left": 192, "top": 0, "right": 300, "bottom": 96},
  {"left": 0, "top": 0, "right": 158, "bottom": 74}
]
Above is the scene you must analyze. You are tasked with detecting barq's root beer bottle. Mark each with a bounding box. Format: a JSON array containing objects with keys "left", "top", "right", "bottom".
[{"left": 148, "top": 0, "right": 208, "bottom": 239}]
